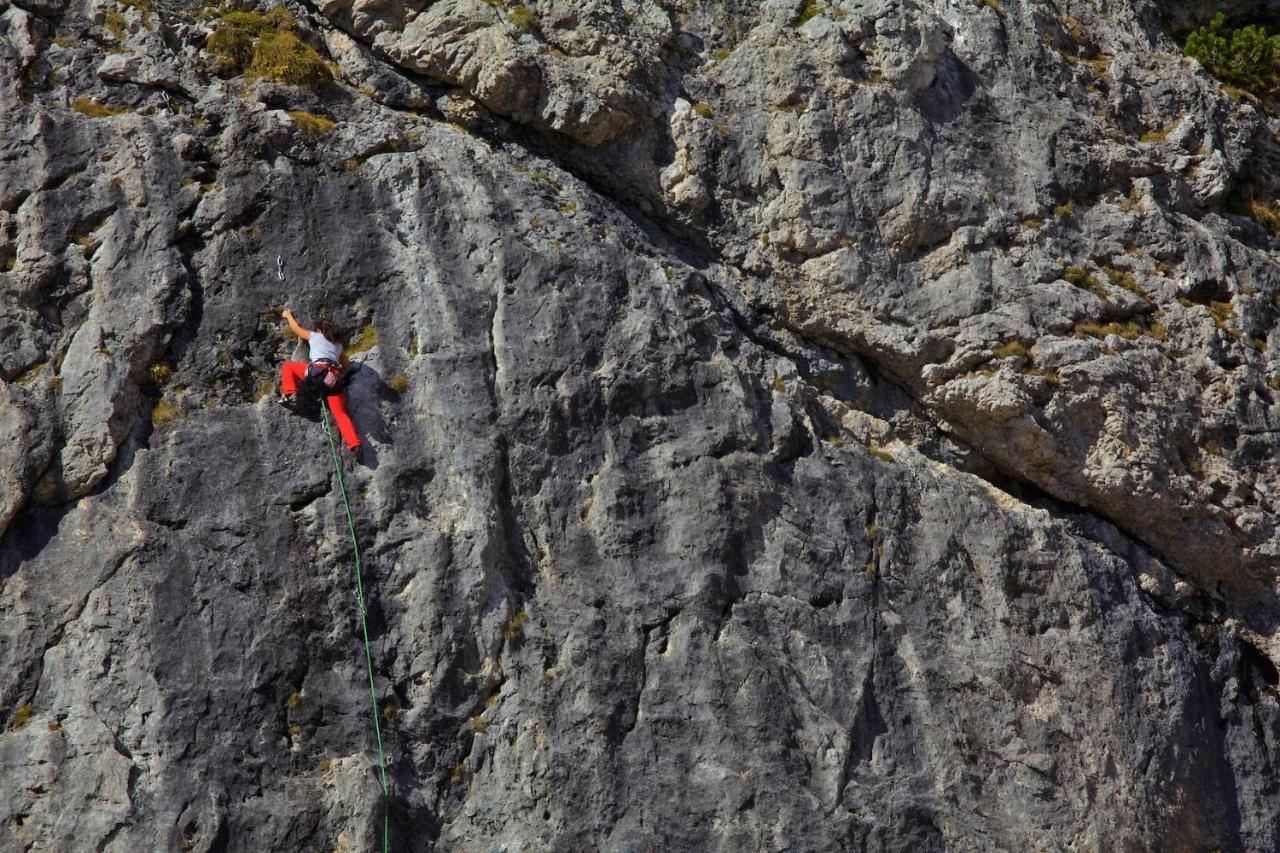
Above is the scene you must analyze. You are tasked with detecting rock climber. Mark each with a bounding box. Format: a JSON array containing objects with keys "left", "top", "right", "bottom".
[{"left": 278, "top": 309, "right": 362, "bottom": 457}]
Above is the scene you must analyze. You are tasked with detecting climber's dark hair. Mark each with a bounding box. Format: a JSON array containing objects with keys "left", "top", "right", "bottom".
[{"left": 316, "top": 318, "right": 348, "bottom": 346}]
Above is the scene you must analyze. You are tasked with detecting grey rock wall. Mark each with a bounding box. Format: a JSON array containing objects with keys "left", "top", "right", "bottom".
[{"left": 2, "top": 0, "right": 1280, "bottom": 850}]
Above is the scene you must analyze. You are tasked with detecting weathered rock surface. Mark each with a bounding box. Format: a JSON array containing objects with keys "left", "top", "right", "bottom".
[{"left": 3, "top": 0, "right": 1280, "bottom": 850}]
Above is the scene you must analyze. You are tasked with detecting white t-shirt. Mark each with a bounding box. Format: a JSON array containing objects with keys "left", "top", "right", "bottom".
[{"left": 308, "top": 332, "right": 342, "bottom": 364}]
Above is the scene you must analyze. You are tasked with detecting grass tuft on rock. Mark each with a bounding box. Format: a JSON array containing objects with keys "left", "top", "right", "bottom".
[
  {"left": 247, "top": 31, "right": 333, "bottom": 86},
  {"left": 867, "top": 444, "right": 894, "bottom": 463},
  {"left": 508, "top": 3, "right": 536, "bottom": 32},
  {"left": 504, "top": 608, "right": 527, "bottom": 641},
  {"left": 796, "top": 1, "right": 823, "bottom": 25},
  {"left": 151, "top": 398, "right": 181, "bottom": 427},
  {"left": 72, "top": 97, "right": 130, "bottom": 118},
  {"left": 992, "top": 340, "right": 1031, "bottom": 360},
  {"left": 287, "top": 110, "right": 336, "bottom": 137},
  {"left": 1102, "top": 265, "right": 1149, "bottom": 299},
  {"left": 1062, "top": 265, "right": 1110, "bottom": 301},
  {"left": 1244, "top": 195, "right": 1280, "bottom": 238},
  {"left": 10, "top": 705, "right": 33, "bottom": 729},
  {"left": 206, "top": 7, "right": 332, "bottom": 88},
  {"left": 346, "top": 323, "right": 378, "bottom": 355}
]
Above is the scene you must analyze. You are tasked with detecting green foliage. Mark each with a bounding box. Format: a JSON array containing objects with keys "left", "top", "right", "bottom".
[
  {"left": 1184, "top": 13, "right": 1280, "bottom": 96},
  {"left": 247, "top": 31, "right": 333, "bottom": 86},
  {"left": 207, "top": 21, "right": 255, "bottom": 68},
  {"left": 797, "top": 2, "right": 823, "bottom": 25},
  {"left": 206, "top": 7, "right": 332, "bottom": 88}
]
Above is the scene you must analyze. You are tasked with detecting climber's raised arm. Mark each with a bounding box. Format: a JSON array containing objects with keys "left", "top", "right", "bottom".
[{"left": 282, "top": 308, "right": 311, "bottom": 341}]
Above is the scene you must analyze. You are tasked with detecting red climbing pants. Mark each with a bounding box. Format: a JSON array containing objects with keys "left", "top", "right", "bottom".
[{"left": 280, "top": 361, "right": 361, "bottom": 450}]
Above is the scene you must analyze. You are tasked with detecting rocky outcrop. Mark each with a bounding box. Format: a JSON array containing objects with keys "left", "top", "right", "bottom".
[{"left": 2, "top": 0, "right": 1280, "bottom": 850}]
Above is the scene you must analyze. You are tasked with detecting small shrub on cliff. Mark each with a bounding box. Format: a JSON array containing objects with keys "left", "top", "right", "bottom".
[
  {"left": 206, "top": 7, "right": 332, "bottom": 88},
  {"left": 247, "top": 31, "right": 333, "bottom": 86},
  {"left": 1184, "top": 13, "right": 1280, "bottom": 97}
]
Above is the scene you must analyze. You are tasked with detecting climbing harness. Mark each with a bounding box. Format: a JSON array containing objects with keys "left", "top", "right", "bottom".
[
  {"left": 321, "top": 404, "right": 391, "bottom": 853},
  {"left": 306, "top": 358, "right": 343, "bottom": 391}
]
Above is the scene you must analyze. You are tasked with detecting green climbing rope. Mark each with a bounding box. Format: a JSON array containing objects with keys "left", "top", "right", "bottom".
[{"left": 321, "top": 406, "right": 391, "bottom": 853}]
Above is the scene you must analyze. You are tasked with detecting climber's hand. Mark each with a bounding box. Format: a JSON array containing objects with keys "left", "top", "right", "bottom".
[{"left": 281, "top": 308, "right": 294, "bottom": 322}]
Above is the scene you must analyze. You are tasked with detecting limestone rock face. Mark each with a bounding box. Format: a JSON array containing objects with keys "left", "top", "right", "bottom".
[{"left": 3, "top": 0, "right": 1280, "bottom": 850}]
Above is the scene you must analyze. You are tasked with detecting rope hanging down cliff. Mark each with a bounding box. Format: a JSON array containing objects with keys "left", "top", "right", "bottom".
[
  {"left": 322, "top": 401, "right": 391, "bottom": 853},
  {"left": 276, "top": 256, "right": 389, "bottom": 849}
]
